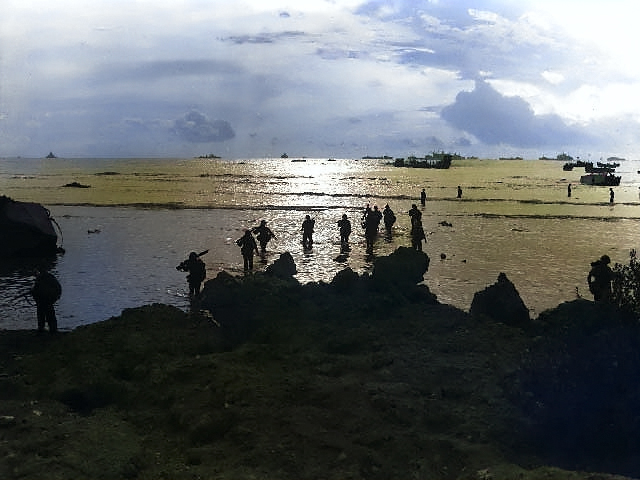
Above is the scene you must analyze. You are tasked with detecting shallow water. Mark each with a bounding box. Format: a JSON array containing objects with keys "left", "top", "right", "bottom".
[{"left": 2, "top": 156, "right": 640, "bottom": 330}]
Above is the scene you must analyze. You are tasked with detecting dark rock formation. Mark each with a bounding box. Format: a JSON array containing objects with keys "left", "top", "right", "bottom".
[
  {"left": 1, "top": 249, "right": 640, "bottom": 479},
  {"left": 508, "top": 299, "right": 640, "bottom": 476},
  {"left": 469, "top": 272, "right": 530, "bottom": 326},
  {"left": 372, "top": 245, "right": 429, "bottom": 287},
  {"left": 0, "top": 196, "right": 60, "bottom": 257},
  {"left": 197, "top": 247, "right": 436, "bottom": 347},
  {"left": 264, "top": 251, "right": 297, "bottom": 279},
  {"left": 63, "top": 181, "right": 90, "bottom": 188},
  {"left": 330, "top": 266, "right": 359, "bottom": 292}
]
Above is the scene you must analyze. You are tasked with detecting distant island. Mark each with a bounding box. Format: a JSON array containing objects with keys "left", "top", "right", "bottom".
[{"left": 195, "top": 154, "right": 221, "bottom": 159}]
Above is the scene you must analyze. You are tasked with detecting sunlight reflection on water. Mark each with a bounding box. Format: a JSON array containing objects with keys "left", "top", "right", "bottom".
[{"left": 2, "top": 157, "right": 640, "bottom": 329}]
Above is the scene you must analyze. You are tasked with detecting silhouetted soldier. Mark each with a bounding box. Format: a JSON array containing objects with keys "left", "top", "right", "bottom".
[
  {"left": 408, "top": 203, "right": 422, "bottom": 227},
  {"left": 568, "top": 183, "right": 572, "bottom": 197},
  {"left": 252, "top": 219, "right": 276, "bottom": 253},
  {"left": 301, "top": 215, "right": 315, "bottom": 249},
  {"left": 236, "top": 230, "right": 259, "bottom": 271},
  {"left": 364, "top": 205, "right": 382, "bottom": 254},
  {"left": 337, "top": 214, "right": 352, "bottom": 250},
  {"left": 457, "top": 185, "right": 463, "bottom": 198},
  {"left": 411, "top": 218, "right": 426, "bottom": 251},
  {"left": 361, "top": 203, "right": 372, "bottom": 228},
  {"left": 31, "top": 269, "right": 62, "bottom": 333},
  {"left": 587, "top": 254, "right": 614, "bottom": 302},
  {"left": 383, "top": 204, "right": 396, "bottom": 234},
  {"left": 177, "top": 251, "right": 207, "bottom": 296},
  {"left": 420, "top": 188, "right": 426, "bottom": 207},
  {"left": 610, "top": 188, "right": 614, "bottom": 204}
]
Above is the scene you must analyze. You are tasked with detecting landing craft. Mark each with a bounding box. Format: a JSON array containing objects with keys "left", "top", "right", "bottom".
[{"left": 579, "top": 173, "right": 621, "bottom": 186}]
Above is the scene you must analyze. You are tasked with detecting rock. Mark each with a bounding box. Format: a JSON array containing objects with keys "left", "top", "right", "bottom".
[
  {"left": 62, "top": 181, "right": 91, "bottom": 188},
  {"left": 265, "top": 252, "right": 297, "bottom": 279},
  {"left": 330, "top": 267, "right": 359, "bottom": 292},
  {"left": 0, "top": 195, "right": 60, "bottom": 257},
  {"left": 372, "top": 246, "right": 429, "bottom": 287},
  {"left": 470, "top": 272, "right": 530, "bottom": 326}
]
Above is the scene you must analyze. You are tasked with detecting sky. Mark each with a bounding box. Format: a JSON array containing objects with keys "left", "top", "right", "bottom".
[{"left": 1, "top": 0, "right": 639, "bottom": 160}]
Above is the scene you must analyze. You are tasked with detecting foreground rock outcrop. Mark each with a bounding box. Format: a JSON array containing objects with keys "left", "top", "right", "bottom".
[
  {"left": 0, "top": 196, "right": 61, "bottom": 257},
  {"left": 1, "top": 248, "right": 639, "bottom": 479},
  {"left": 470, "top": 272, "right": 530, "bottom": 326}
]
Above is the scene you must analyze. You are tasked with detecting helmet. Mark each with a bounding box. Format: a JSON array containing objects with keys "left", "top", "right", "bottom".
[
  {"left": 189, "top": 252, "right": 197, "bottom": 259},
  {"left": 600, "top": 255, "right": 611, "bottom": 264}
]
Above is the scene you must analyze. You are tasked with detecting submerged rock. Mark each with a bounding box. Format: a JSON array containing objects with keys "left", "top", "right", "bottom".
[
  {"left": 62, "top": 181, "right": 91, "bottom": 188},
  {"left": 469, "top": 272, "right": 530, "bottom": 326}
]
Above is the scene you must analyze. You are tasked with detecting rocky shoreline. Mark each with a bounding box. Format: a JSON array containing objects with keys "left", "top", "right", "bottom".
[{"left": 1, "top": 247, "right": 639, "bottom": 479}]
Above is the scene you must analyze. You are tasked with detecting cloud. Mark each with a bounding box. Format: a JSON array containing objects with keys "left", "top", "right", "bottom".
[
  {"left": 223, "top": 31, "right": 307, "bottom": 45},
  {"left": 1, "top": 1, "right": 639, "bottom": 159},
  {"left": 441, "top": 80, "right": 593, "bottom": 147},
  {"left": 172, "top": 111, "right": 235, "bottom": 143}
]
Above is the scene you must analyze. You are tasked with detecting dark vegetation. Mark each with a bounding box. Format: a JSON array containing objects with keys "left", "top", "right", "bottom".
[
  {"left": 612, "top": 249, "right": 640, "bottom": 317},
  {"left": 1, "top": 247, "right": 640, "bottom": 479}
]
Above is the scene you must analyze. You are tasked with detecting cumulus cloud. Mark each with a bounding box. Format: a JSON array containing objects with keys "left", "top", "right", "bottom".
[
  {"left": 441, "top": 80, "right": 593, "bottom": 147},
  {"left": 1, "top": 0, "right": 639, "bottom": 158},
  {"left": 172, "top": 111, "right": 235, "bottom": 143}
]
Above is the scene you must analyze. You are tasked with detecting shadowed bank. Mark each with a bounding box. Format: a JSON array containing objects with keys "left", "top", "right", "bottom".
[{"left": 1, "top": 247, "right": 639, "bottom": 479}]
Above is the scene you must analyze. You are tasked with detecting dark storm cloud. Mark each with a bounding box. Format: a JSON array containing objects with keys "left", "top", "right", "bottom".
[
  {"left": 441, "top": 81, "right": 592, "bottom": 147},
  {"left": 223, "top": 31, "right": 306, "bottom": 45},
  {"left": 92, "top": 59, "right": 243, "bottom": 84},
  {"left": 172, "top": 111, "right": 235, "bottom": 143}
]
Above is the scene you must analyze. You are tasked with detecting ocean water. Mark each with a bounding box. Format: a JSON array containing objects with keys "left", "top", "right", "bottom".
[{"left": 2, "top": 156, "right": 640, "bottom": 330}]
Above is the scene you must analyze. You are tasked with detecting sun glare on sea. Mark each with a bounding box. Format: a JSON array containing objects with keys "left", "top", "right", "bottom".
[{"left": 282, "top": 157, "right": 360, "bottom": 197}]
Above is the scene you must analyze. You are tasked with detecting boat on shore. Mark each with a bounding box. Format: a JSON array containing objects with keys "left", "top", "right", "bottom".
[
  {"left": 0, "top": 196, "right": 62, "bottom": 257},
  {"left": 580, "top": 172, "right": 621, "bottom": 186}
]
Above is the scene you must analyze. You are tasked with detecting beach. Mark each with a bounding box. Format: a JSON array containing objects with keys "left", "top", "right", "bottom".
[
  {"left": 2, "top": 156, "right": 640, "bottom": 329},
  {"left": 3, "top": 156, "right": 640, "bottom": 478}
]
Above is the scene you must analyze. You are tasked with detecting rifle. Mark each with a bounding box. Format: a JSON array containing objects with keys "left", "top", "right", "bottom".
[{"left": 177, "top": 250, "right": 209, "bottom": 271}]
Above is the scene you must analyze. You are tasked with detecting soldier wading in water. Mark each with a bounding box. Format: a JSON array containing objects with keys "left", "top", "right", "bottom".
[
  {"left": 587, "top": 254, "right": 614, "bottom": 302},
  {"left": 177, "top": 251, "right": 207, "bottom": 297}
]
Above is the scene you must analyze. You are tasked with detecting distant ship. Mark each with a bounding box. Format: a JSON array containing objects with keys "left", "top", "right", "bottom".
[{"left": 45, "top": 152, "right": 57, "bottom": 158}]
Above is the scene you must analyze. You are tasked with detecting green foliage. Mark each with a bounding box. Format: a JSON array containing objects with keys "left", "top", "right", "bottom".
[{"left": 611, "top": 249, "right": 640, "bottom": 317}]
